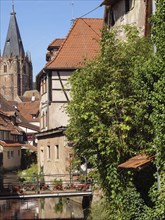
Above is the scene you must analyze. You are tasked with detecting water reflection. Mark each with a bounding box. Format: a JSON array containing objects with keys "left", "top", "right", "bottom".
[{"left": 0, "top": 197, "right": 84, "bottom": 219}]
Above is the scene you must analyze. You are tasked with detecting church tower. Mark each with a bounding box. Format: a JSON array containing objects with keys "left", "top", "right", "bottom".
[{"left": 0, "top": 3, "right": 33, "bottom": 101}]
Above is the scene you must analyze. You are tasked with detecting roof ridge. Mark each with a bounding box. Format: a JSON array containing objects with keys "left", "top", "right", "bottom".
[{"left": 45, "top": 18, "right": 79, "bottom": 69}]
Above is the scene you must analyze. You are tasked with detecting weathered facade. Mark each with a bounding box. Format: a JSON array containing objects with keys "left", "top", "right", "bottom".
[
  {"left": 0, "top": 5, "right": 33, "bottom": 101},
  {"left": 36, "top": 18, "right": 103, "bottom": 181},
  {"left": 102, "top": 0, "right": 152, "bottom": 36}
]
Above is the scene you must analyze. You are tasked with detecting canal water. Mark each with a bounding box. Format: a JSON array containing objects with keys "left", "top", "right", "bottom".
[
  {"left": 0, "top": 172, "right": 90, "bottom": 219},
  {"left": 0, "top": 197, "right": 84, "bottom": 219}
]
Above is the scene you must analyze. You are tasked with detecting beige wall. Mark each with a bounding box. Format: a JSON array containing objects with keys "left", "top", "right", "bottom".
[
  {"left": 38, "top": 134, "right": 73, "bottom": 183},
  {"left": 2, "top": 146, "right": 21, "bottom": 170}
]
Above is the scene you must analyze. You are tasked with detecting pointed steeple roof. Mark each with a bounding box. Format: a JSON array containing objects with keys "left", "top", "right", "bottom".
[{"left": 3, "top": 4, "right": 25, "bottom": 57}]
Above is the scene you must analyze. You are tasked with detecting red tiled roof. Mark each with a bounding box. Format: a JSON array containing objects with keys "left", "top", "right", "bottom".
[
  {"left": 0, "top": 95, "right": 40, "bottom": 132},
  {"left": 0, "top": 140, "right": 23, "bottom": 147},
  {"left": 118, "top": 154, "right": 154, "bottom": 170},
  {"left": 0, "top": 94, "right": 15, "bottom": 112},
  {"left": 17, "top": 101, "right": 40, "bottom": 122},
  {"left": 47, "top": 38, "right": 65, "bottom": 49},
  {"left": 0, "top": 111, "right": 23, "bottom": 135},
  {"left": 46, "top": 18, "right": 103, "bottom": 69}
]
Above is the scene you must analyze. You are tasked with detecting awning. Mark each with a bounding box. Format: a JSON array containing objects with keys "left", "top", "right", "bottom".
[{"left": 118, "top": 154, "right": 154, "bottom": 170}]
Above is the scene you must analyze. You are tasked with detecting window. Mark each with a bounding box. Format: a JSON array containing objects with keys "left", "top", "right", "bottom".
[
  {"left": 41, "top": 77, "right": 47, "bottom": 95},
  {"left": 45, "top": 111, "right": 48, "bottom": 128},
  {"left": 110, "top": 8, "right": 115, "bottom": 26},
  {"left": 45, "top": 78, "right": 47, "bottom": 93},
  {"left": 13, "top": 135, "right": 18, "bottom": 142},
  {"left": 4, "top": 65, "right": 7, "bottom": 73},
  {"left": 11, "top": 151, "right": 14, "bottom": 158},
  {"left": 125, "top": 0, "right": 132, "bottom": 13},
  {"left": 7, "top": 151, "right": 10, "bottom": 159},
  {"left": 0, "top": 131, "right": 4, "bottom": 140},
  {"left": 41, "top": 81, "right": 43, "bottom": 95},
  {"left": 55, "top": 145, "right": 59, "bottom": 159},
  {"left": 41, "top": 112, "right": 45, "bottom": 129},
  {"left": 47, "top": 145, "right": 51, "bottom": 160},
  {"left": 4, "top": 131, "right": 9, "bottom": 140}
]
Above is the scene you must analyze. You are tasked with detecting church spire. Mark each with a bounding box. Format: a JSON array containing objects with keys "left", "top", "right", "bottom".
[
  {"left": 12, "top": 0, "right": 15, "bottom": 14},
  {"left": 3, "top": 2, "right": 25, "bottom": 57}
]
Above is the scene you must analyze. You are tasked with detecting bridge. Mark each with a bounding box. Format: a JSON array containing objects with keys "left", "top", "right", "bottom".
[
  {"left": 0, "top": 173, "right": 94, "bottom": 200},
  {"left": 0, "top": 191, "right": 93, "bottom": 200}
]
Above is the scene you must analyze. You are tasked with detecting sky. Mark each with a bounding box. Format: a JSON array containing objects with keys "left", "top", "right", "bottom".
[{"left": 0, "top": 0, "right": 104, "bottom": 81}]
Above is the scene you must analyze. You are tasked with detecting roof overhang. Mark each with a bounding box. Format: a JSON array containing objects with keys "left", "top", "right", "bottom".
[
  {"left": 100, "top": 0, "right": 120, "bottom": 7},
  {"left": 36, "top": 126, "right": 66, "bottom": 138},
  {"left": 118, "top": 154, "right": 154, "bottom": 171},
  {"left": 0, "top": 140, "right": 23, "bottom": 147}
]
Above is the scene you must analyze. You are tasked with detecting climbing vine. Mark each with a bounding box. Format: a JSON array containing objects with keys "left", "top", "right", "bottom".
[{"left": 66, "top": 1, "right": 165, "bottom": 218}]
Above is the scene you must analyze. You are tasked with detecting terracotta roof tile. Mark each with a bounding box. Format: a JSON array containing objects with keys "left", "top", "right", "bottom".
[
  {"left": 0, "top": 140, "right": 23, "bottom": 147},
  {"left": 17, "top": 101, "right": 40, "bottom": 122},
  {"left": 47, "top": 38, "right": 65, "bottom": 49},
  {"left": 0, "top": 94, "right": 15, "bottom": 112},
  {"left": 0, "top": 94, "right": 40, "bottom": 131},
  {"left": 118, "top": 154, "right": 154, "bottom": 170},
  {"left": 46, "top": 18, "right": 103, "bottom": 69},
  {"left": 0, "top": 111, "right": 23, "bottom": 135}
]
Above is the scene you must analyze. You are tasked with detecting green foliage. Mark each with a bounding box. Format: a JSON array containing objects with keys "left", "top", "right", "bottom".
[
  {"left": 21, "top": 149, "right": 37, "bottom": 169},
  {"left": 66, "top": 26, "right": 155, "bottom": 218},
  {"left": 89, "top": 188, "right": 149, "bottom": 220},
  {"left": 18, "top": 163, "right": 38, "bottom": 182},
  {"left": 151, "top": 0, "right": 165, "bottom": 58},
  {"left": 54, "top": 198, "right": 63, "bottom": 213},
  {"left": 66, "top": 3, "right": 165, "bottom": 216},
  {"left": 146, "top": 1, "right": 165, "bottom": 216}
]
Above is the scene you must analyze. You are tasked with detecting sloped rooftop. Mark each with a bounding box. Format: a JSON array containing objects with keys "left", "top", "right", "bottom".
[
  {"left": 0, "top": 111, "right": 23, "bottom": 135},
  {"left": 3, "top": 8, "right": 25, "bottom": 57},
  {"left": 47, "top": 38, "right": 65, "bottom": 50},
  {"left": 0, "top": 94, "right": 40, "bottom": 131},
  {"left": 18, "top": 101, "right": 40, "bottom": 123},
  {"left": 118, "top": 154, "right": 154, "bottom": 170},
  {"left": 46, "top": 18, "right": 103, "bottom": 69}
]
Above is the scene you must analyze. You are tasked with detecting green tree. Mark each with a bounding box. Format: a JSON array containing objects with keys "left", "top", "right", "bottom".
[
  {"left": 66, "top": 26, "right": 155, "bottom": 219},
  {"left": 145, "top": 0, "right": 165, "bottom": 218}
]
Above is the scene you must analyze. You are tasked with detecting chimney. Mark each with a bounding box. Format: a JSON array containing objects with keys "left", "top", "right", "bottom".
[{"left": 31, "top": 93, "right": 35, "bottom": 102}]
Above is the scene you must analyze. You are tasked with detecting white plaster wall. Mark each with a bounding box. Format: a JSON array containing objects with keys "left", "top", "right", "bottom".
[{"left": 49, "top": 103, "right": 69, "bottom": 128}]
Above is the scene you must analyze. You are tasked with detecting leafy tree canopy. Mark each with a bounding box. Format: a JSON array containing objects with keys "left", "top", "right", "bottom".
[{"left": 66, "top": 1, "right": 165, "bottom": 216}]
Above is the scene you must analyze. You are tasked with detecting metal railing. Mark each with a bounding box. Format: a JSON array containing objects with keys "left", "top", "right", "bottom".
[{"left": 1, "top": 173, "right": 94, "bottom": 195}]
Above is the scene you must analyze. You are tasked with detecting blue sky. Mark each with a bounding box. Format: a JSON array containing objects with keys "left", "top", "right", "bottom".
[{"left": 0, "top": 0, "right": 104, "bottom": 80}]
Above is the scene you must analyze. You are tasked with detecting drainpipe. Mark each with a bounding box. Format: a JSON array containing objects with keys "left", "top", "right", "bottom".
[
  {"left": 152, "top": 0, "right": 160, "bottom": 192},
  {"left": 152, "top": 0, "right": 157, "bottom": 53}
]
